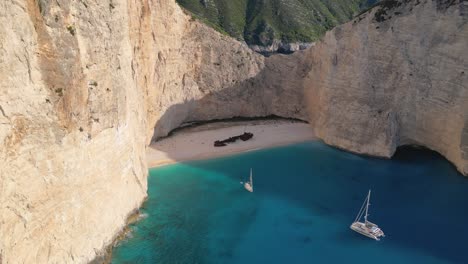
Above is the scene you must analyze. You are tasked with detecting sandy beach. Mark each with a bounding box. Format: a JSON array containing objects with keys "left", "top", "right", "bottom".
[{"left": 147, "top": 120, "right": 316, "bottom": 168}]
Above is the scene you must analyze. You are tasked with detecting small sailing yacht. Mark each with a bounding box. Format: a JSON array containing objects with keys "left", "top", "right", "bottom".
[
  {"left": 350, "top": 190, "right": 385, "bottom": 240},
  {"left": 244, "top": 168, "right": 253, "bottom": 192}
]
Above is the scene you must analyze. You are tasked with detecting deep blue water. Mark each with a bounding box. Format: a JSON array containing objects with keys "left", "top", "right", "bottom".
[{"left": 111, "top": 141, "right": 468, "bottom": 264}]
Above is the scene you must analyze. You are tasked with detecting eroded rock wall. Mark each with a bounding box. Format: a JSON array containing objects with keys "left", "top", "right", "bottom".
[
  {"left": 149, "top": 8, "right": 265, "bottom": 139},
  {"left": 303, "top": 0, "right": 468, "bottom": 174},
  {"left": 0, "top": 0, "right": 307, "bottom": 263},
  {"left": 149, "top": 6, "right": 309, "bottom": 139},
  {"left": 0, "top": 0, "right": 148, "bottom": 263}
]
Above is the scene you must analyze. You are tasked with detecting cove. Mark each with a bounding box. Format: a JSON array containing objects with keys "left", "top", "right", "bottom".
[{"left": 111, "top": 141, "right": 468, "bottom": 264}]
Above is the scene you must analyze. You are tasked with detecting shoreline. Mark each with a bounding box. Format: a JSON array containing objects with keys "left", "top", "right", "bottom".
[
  {"left": 91, "top": 202, "right": 146, "bottom": 264},
  {"left": 99, "top": 120, "right": 315, "bottom": 262},
  {"left": 147, "top": 120, "right": 316, "bottom": 168}
]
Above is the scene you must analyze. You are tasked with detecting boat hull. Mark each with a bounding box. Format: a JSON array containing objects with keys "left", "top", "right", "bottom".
[
  {"left": 350, "top": 222, "right": 384, "bottom": 241},
  {"left": 244, "top": 183, "right": 253, "bottom": 192}
]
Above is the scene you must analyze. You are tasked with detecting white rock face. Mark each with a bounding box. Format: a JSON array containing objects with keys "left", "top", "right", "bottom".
[
  {"left": 303, "top": 0, "right": 468, "bottom": 174},
  {"left": 148, "top": 9, "right": 266, "bottom": 139},
  {"left": 0, "top": 0, "right": 149, "bottom": 263},
  {"left": 148, "top": 6, "right": 309, "bottom": 140},
  {"left": 0, "top": 0, "right": 305, "bottom": 263},
  {"left": 249, "top": 40, "right": 314, "bottom": 55}
]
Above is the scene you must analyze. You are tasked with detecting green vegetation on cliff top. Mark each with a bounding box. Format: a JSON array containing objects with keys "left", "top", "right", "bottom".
[{"left": 177, "top": 0, "right": 378, "bottom": 45}]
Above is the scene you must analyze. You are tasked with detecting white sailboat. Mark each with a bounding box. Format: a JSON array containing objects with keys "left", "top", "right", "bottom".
[
  {"left": 244, "top": 168, "right": 253, "bottom": 192},
  {"left": 350, "top": 190, "right": 385, "bottom": 241}
]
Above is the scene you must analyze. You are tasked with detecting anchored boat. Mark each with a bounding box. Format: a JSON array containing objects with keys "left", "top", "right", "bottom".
[
  {"left": 243, "top": 168, "right": 254, "bottom": 193},
  {"left": 350, "top": 190, "right": 385, "bottom": 241}
]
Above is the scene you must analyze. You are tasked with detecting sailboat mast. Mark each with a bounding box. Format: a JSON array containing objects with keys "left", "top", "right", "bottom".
[
  {"left": 364, "top": 190, "right": 371, "bottom": 223},
  {"left": 250, "top": 168, "right": 253, "bottom": 186}
]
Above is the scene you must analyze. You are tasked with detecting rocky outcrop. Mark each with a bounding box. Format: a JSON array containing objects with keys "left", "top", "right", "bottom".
[
  {"left": 303, "top": 0, "right": 468, "bottom": 174},
  {"left": 249, "top": 41, "right": 314, "bottom": 56}
]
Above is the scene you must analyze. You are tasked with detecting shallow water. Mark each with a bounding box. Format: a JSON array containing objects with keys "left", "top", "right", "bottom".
[{"left": 111, "top": 141, "right": 468, "bottom": 264}]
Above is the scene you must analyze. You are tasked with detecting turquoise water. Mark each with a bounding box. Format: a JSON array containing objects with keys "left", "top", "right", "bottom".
[{"left": 111, "top": 141, "right": 468, "bottom": 264}]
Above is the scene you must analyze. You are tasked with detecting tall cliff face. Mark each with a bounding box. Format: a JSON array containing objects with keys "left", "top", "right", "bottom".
[
  {"left": 148, "top": 4, "right": 266, "bottom": 139},
  {"left": 0, "top": 0, "right": 306, "bottom": 263},
  {"left": 303, "top": 0, "right": 468, "bottom": 174},
  {"left": 148, "top": 4, "right": 308, "bottom": 139},
  {"left": 0, "top": 0, "right": 149, "bottom": 263}
]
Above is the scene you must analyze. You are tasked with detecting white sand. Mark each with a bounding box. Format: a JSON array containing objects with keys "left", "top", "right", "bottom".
[{"left": 147, "top": 120, "right": 316, "bottom": 168}]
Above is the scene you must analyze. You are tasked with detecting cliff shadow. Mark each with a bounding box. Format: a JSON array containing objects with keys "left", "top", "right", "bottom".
[
  {"left": 149, "top": 50, "right": 313, "bottom": 143},
  {"left": 147, "top": 52, "right": 317, "bottom": 171}
]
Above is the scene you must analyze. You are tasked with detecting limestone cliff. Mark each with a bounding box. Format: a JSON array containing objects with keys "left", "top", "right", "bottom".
[
  {"left": 148, "top": 6, "right": 308, "bottom": 139},
  {"left": 0, "top": 0, "right": 149, "bottom": 263},
  {"left": 303, "top": 0, "right": 468, "bottom": 174},
  {"left": 162, "top": 0, "right": 467, "bottom": 175},
  {"left": 0, "top": 0, "right": 305, "bottom": 263},
  {"left": 169, "top": 0, "right": 468, "bottom": 177}
]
